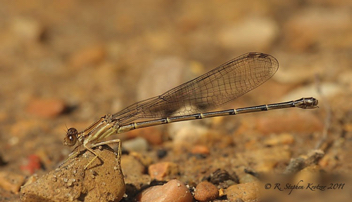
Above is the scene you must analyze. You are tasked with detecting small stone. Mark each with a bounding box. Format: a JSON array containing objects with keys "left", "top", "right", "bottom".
[
  {"left": 123, "top": 137, "right": 149, "bottom": 152},
  {"left": 264, "top": 133, "right": 295, "bottom": 146},
  {"left": 121, "top": 155, "right": 146, "bottom": 176},
  {"left": 242, "top": 147, "right": 291, "bottom": 173},
  {"left": 209, "top": 169, "right": 238, "bottom": 185},
  {"left": 26, "top": 98, "right": 66, "bottom": 118},
  {"left": 137, "top": 179, "right": 193, "bottom": 202},
  {"left": 282, "top": 83, "right": 343, "bottom": 101},
  {"left": 343, "top": 123, "right": 352, "bottom": 132},
  {"left": 294, "top": 165, "right": 321, "bottom": 185},
  {"left": 11, "top": 17, "right": 44, "bottom": 42},
  {"left": 137, "top": 56, "right": 187, "bottom": 101},
  {"left": 129, "top": 151, "right": 153, "bottom": 167},
  {"left": 218, "top": 17, "right": 279, "bottom": 50},
  {"left": 24, "top": 175, "right": 39, "bottom": 186},
  {"left": 121, "top": 155, "right": 151, "bottom": 189},
  {"left": 319, "top": 153, "right": 338, "bottom": 169},
  {"left": 194, "top": 181, "right": 218, "bottom": 202},
  {"left": 239, "top": 174, "right": 258, "bottom": 184},
  {"left": 148, "top": 162, "right": 179, "bottom": 181},
  {"left": 255, "top": 111, "right": 323, "bottom": 135},
  {"left": 126, "top": 127, "right": 164, "bottom": 145},
  {"left": 156, "top": 148, "right": 168, "bottom": 159},
  {"left": 283, "top": 7, "right": 351, "bottom": 51},
  {"left": 219, "top": 188, "right": 225, "bottom": 197},
  {"left": 226, "top": 182, "right": 259, "bottom": 202},
  {"left": 69, "top": 44, "right": 106, "bottom": 68},
  {"left": 20, "top": 154, "right": 42, "bottom": 174},
  {"left": 172, "top": 123, "right": 209, "bottom": 151},
  {"left": 10, "top": 120, "right": 44, "bottom": 143},
  {"left": 0, "top": 171, "right": 26, "bottom": 194},
  {"left": 191, "top": 145, "right": 210, "bottom": 155}
]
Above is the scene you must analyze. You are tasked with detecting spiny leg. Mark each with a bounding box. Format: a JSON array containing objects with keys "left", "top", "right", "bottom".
[
  {"left": 84, "top": 139, "right": 122, "bottom": 169},
  {"left": 84, "top": 144, "right": 102, "bottom": 170},
  {"left": 91, "top": 139, "right": 122, "bottom": 163}
]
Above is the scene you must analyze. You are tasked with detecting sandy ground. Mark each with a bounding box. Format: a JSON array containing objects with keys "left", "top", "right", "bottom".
[{"left": 0, "top": 1, "right": 351, "bottom": 201}]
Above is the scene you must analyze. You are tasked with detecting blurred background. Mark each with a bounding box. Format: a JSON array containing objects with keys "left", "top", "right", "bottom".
[{"left": 0, "top": 0, "right": 351, "bottom": 201}]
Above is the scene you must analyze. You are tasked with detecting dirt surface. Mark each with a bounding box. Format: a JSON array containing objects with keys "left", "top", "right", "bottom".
[{"left": 0, "top": 1, "right": 351, "bottom": 201}]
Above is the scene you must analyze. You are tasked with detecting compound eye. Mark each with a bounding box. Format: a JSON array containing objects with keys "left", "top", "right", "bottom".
[
  {"left": 64, "top": 128, "right": 78, "bottom": 146},
  {"left": 68, "top": 134, "right": 75, "bottom": 141}
]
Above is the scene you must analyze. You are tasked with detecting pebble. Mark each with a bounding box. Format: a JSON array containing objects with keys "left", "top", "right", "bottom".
[
  {"left": 23, "top": 175, "right": 39, "bottom": 186},
  {"left": 273, "top": 53, "right": 321, "bottom": 84},
  {"left": 209, "top": 169, "right": 238, "bottom": 186},
  {"left": 121, "top": 155, "right": 146, "bottom": 176},
  {"left": 10, "top": 120, "right": 44, "bottom": 142},
  {"left": 191, "top": 145, "right": 210, "bottom": 155},
  {"left": 137, "top": 56, "right": 187, "bottom": 101},
  {"left": 0, "top": 171, "right": 26, "bottom": 194},
  {"left": 255, "top": 111, "right": 323, "bottom": 135},
  {"left": 217, "top": 17, "right": 279, "bottom": 50},
  {"left": 123, "top": 137, "right": 149, "bottom": 152},
  {"left": 148, "top": 162, "right": 179, "bottom": 181},
  {"left": 20, "top": 154, "right": 42, "bottom": 174},
  {"left": 264, "top": 133, "right": 295, "bottom": 146},
  {"left": 126, "top": 127, "right": 164, "bottom": 145},
  {"left": 156, "top": 148, "right": 168, "bottom": 159},
  {"left": 26, "top": 98, "right": 66, "bottom": 118},
  {"left": 194, "top": 181, "right": 219, "bottom": 202},
  {"left": 121, "top": 154, "right": 151, "bottom": 190},
  {"left": 319, "top": 153, "right": 338, "bottom": 170},
  {"left": 243, "top": 147, "right": 291, "bottom": 173},
  {"left": 226, "top": 182, "right": 259, "bottom": 202},
  {"left": 239, "top": 174, "right": 258, "bottom": 184},
  {"left": 129, "top": 151, "right": 153, "bottom": 167},
  {"left": 11, "top": 17, "right": 44, "bottom": 42},
  {"left": 137, "top": 179, "right": 193, "bottom": 202},
  {"left": 282, "top": 82, "right": 343, "bottom": 101},
  {"left": 294, "top": 165, "right": 321, "bottom": 184},
  {"left": 172, "top": 123, "right": 209, "bottom": 151},
  {"left": 338, "top": 70, "right": 352, "bottom": 88},
  {"left": 283, "top": 7, "right": 352, "bottom": 51},
  {"left": 69, "top": 44, "right": 106, "bottom": 68}
]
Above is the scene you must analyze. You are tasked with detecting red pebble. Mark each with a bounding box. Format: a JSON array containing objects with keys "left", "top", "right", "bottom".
[{"left": 20, "top": 155, "right": 41, "bottom": 174}]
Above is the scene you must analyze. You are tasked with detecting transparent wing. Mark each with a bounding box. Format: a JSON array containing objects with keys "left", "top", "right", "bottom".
[{"left": 113, "top": 52, "right": 279, "bottom": 125}]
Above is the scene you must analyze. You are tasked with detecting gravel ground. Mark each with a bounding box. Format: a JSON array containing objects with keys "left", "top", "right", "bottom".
[{"left": 0, "top": 1, "right": 351, "bottom": 201}]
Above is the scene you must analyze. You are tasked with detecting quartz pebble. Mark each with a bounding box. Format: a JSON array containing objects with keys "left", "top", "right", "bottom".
[{"left": 137, "top": 179, "right": 193, "bottom": 202}]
